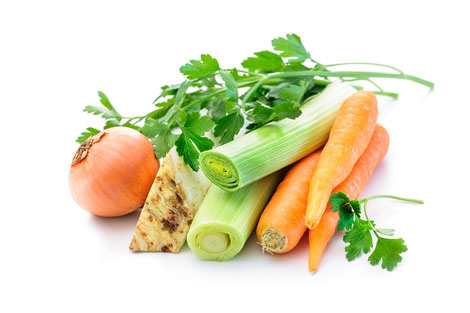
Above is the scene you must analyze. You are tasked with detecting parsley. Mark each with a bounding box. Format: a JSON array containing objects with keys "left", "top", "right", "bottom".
[
  {"left": 330, "top": 192, "right": 423, "bottom": 271},
  {"left": 77, "top": 34, "right": 433, "bottom": 170}
]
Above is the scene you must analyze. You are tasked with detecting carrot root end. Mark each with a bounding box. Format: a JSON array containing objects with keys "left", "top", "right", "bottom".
[{"left": 260, "top": 229, "right": 287, "bottom": 253}]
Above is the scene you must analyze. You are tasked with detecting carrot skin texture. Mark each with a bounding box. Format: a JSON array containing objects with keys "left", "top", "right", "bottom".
[
  {"left": 257, "top": 150, "right": 322, "bottom": 253},
  {"left": 308, "top": 124, "right": 389, "bottom": 272},
  {"left": 305, "top": 91, "right": 378, "bottom": 229}
]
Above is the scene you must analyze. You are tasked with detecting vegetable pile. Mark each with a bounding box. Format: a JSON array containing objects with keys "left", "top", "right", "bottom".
[{"left": 70, "top": 34, "right": 431, "bottom": 272}]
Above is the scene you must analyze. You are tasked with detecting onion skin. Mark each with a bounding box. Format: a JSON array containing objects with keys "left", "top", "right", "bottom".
[{"left": 69, "top": 127, "right": 159, "bottom": 217}]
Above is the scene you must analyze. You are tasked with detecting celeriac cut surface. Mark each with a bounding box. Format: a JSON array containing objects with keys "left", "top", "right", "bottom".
[{"left": 129, "top": 148, "right": 211, "bottom": 253}]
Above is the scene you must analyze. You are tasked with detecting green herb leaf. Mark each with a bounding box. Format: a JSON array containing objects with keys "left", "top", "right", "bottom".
[
  {"left": 279, "top": 80, "right": 311, "bottom": 102},
  {"left": 98, "top": 91, "right": 119, "bottom": 113},
  {"left": 179, "top": 54, "right": 220, "bottom": 80},
  {"left": 157, "top": 84, "right": 181, "bottom": 99},
  {"left": 330, "top": 192, "right": 361, "bottom": 231},
  {"left": 343, "top": 219, "right": 373, "bottom": 261},
  {"left": 152, "top": 129, "right": 179, "bottom": 159},
  {"left": 182, "top": 112, "right": 214, "bottom": 136},
  {"left": 241, "top": 51, "right": 284, "bottom": 73},
  {"left": 368, "top": 237, "right": 408, "bottom": 271},
  {"left": 220, "top": 70, "right": 238, "bottom": 102},
  {"left": 83, "top": 105, "right": 118, "bottom": 120},
  {"left": 206, "top": 96, "right": 226, "bottom": 122},
  {"left": 375, "top": 228, "right": 396, "bottom": 236},
  {"left": 272, "top": 34, "right": 310, "bottom": 63},
  {"left": 76, "top": 127, "right": 100, "bottom": 143},
  {"left": 175, "top": 112, "right": 215, "bottom": 171},
  {"left": 272, "top": 101, "right": 302, "bottom": 120},
  {"left": 103, "top": 119, "right": 121, "bottom": 129},
  {"left": 247, "top": 102, "right": 276, "bottom": 124},
  {"left": 160, "top": 81, "right": 191, "bottom": 123},
  {"left": 141, "top": 118, "right": 168, "bottom": 138},
  {"left": 214, "top": 112, "right": 244, "bottom": 144}
]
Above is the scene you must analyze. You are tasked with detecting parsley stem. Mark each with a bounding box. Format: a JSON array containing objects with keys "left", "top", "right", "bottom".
[
  {"left": 241, "top": 70, "right": 434, "bottom": 105},
  {"left": 359, "top": 195, "right": 424, "bottom": 204},
  {"left": 362, "top": 200, "right": 375, "bottom": 232},
  {"left": 237, "top": 69, "right": 266, "bottom": 78},
  {"left": 318, "top": 62, "right": 405, "bottom": 75},
  {"left": 372, "top": 91, "right": 399, "bottom": 99}
]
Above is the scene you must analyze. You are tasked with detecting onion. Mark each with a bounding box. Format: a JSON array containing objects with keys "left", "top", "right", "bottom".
[{"left": 69, "top": 127, "right": 159, "bottom": 217}]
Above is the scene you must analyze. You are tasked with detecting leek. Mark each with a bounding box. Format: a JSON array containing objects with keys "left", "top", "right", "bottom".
[
  {"left": 199, "top": 82, "right": 356, "bottom": 191},
  {"left": 187, "top": 172, "right": 282, "bottom": 261}
]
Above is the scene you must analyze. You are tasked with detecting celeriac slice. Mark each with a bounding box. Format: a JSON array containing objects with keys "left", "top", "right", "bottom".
[{"left": 129, "top": 148, "right": 211, "bottom": 253}]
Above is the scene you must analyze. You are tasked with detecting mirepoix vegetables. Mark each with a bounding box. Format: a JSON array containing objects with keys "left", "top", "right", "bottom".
[
  {"left": 187, "top": 172, "right": 282, "bottom": 261},
  {"left": 199, "top": 83, "right": 356, "bottom": 191},
  {"left": 71, "top": 33, "right": 432, "bottom": 272},
  {"left": 76, "top": 34, "right": 434, "bottom": 172}
]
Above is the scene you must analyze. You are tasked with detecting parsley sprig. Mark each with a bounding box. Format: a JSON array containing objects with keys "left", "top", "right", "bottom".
[
  {"left": 77, "top": 34, "right": 433, "bottom": 171},
  {"left": 330, "top": 192, "right": 424, "bottom": 271}
]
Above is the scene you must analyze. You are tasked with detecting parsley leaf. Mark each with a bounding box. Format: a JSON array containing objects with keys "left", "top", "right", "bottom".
[
  {"left": 368, "top": 237, "right": 408, "bottom": 271},
  {"left": 375, "top": 228, "right": 396, "bottom": 236},
  {"left": 329, "top": 192, "right": 421, "bottom": 271},
  {"left": 76, "top": 127, "right": 100, "bottom": 143},
  {"left": 330, "top": 192, "right": 361, "bottom": 231},
  {"left": 83, "top": 91, "right": 122, "bottom": 122},
  {"left": 160, "top": 81, "right": 191, "bottom": 123},
  {"left": 279, "top": 80, "right": 312, "bottom": 102},
  {"left": 140, "top": 118, "right": 177, "bottom": 158},
  {"left": 272, "top": 34, "right": 310, "bottom": 63},
  {"left": 214, "top": 112, "right": 244, "bottom": 144},
  {"left": 241, "top": 51, "right": 284, "bottom": 73},
  {"left": 141, "top": 118, "right": 167, "bottom": 138},
  {"left": 220, "top": 70, "right": 238, "bottom": 102},
  {"left": 272, "top": 101, "right": 301, "bottom": 120},
  {"left": 206, "top": 96, "right": 226, "bottom": 122},
  {"left": 343, "top": 219, "right": 373, "bottom": 261},
  {"left": 179, "top": 54, "right": 220, "bottom": 80},
  {"left": 77, "top": 92, "right": 124, "bottom": 142},
  {"left": 152, "top": 128, "right": 179, "bottom": 159},
  {"left": 247, "top": 102, "right": 276, "bottom": 124},
  {"left": 175, "top": 112, "right": 214, "bottom": 171},
  {"left": 98, "top": 91, "right": 119, "bottom": 112},
  {"left": 103, "top": 119, "right": 121, "bottom": 129}
]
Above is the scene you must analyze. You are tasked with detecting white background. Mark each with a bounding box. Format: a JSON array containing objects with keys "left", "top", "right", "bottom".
[{"left": 1, "top": 0, "right": 469, "bottom": 312}]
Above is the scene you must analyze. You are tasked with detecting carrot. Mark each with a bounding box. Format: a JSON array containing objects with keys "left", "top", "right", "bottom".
[
  {"left": 256, "top": 149, "right": 322, "bottom": 253},
  {"left": 308, "top": 124, "right": 389, "bottom": 272},
  {"left": 305, "top": 90, "right": 378, "bottom": 229}
]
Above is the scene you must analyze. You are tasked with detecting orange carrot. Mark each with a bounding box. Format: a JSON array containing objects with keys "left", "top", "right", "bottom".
[
  {"left": 305, "top": 91, "right": 378, "bottom": 229},
  {"left": 308, "top": 124, "right": 389, "bottom": 272},
  {"left": 256, "top": 149, "right": 322, "bottom": 253}
]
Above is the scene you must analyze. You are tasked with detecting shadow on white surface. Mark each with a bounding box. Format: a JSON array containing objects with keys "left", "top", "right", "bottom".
[{"left": 87, "top": 209, "right": 141, "bottom": 254}]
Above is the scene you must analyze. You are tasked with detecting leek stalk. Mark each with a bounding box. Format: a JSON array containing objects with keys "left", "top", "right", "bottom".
[
  {"left": 187, "top": 172, "right": 282, "bottom": 261},
  {"left": 199, "top": 82, "right": 356, "bottom": 191}
]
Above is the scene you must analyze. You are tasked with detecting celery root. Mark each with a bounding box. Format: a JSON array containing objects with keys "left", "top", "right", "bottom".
[{"left": 129, "top": 148, "right": 211, "bottom": 253}]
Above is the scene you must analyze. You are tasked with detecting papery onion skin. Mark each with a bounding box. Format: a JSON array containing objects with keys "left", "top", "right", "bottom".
[{"left": 69, "top": 127, "right": 159, "bottom": 217}]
